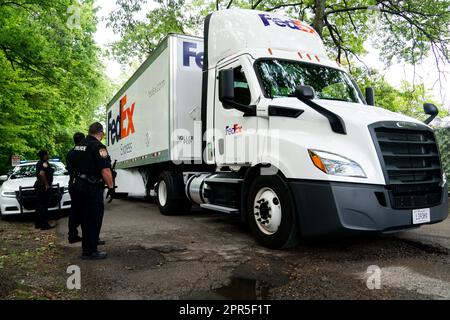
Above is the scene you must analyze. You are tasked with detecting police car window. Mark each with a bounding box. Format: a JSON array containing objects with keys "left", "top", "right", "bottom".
[
  {"left": 232, "top": 66, "right": 251, "bottom": 106},
  {"left": 12, "top": 163, "right": 66, "bottom": 177},
  {"left": 12, "top": 165, "right": 36, "bottom": 178},
  {"left": 51, "top": 163, "right": 66, "bottom": 176}
]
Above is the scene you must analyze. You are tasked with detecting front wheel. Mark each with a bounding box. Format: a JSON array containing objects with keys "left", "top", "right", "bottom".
[{"left": 247, "top": 175, "right": 299, "bottom": 249}]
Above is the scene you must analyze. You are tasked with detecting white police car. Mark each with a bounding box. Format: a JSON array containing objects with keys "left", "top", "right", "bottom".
[{"left": 0, "top": 160, "right": 71, "bottom": 217}]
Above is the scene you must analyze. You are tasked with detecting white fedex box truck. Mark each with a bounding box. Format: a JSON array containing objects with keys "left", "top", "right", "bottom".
[{"left": 107, "top": 9, "right": 448, "bottom": 249}]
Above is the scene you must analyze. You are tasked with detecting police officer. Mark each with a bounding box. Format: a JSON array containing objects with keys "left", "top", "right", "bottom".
[
  {"left": 67, "top": 122, "right": 114, "bottom": 260},
  {"left": 34, "top": 150, "right": 55, "bottom": 230},
  {"left": 66, "top": 132, "right": 85, "bottom": 243}
]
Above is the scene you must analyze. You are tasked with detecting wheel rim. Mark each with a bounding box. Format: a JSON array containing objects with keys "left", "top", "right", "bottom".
[
  {"left": 253, "top": 187, "right": 282, "bottom": 235},
  {"left": 158, "top": 180, "right": 167, "bottom": 206}
]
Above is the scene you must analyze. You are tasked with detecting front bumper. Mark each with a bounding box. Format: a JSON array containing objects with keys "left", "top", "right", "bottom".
[
  {"left": 0, "top": 193, "right": 72, "bottom": 216},
  {"left": 289, "top": 179, "right": 449, "bottom": 237}
]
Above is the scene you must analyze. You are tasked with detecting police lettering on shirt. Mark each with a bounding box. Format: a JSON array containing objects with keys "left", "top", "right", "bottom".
[{"left": 74, "top": 145, "right": 87, "bottom": 151}]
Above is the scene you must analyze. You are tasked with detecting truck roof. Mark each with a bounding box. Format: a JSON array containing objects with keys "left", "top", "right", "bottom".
[{"left": 205, "top": 9, "right": 327, "bottom": 69}]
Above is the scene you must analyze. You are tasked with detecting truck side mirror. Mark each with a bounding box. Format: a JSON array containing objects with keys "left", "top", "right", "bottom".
[
  {"left": 424, "top": 103, "right": 438, "bottom": 124},
  {"left": 295, "top": 85, "right": 315, "bottom": 100},
  {"left": 0, "top": 175, "right": 7, "bottom": 182},
  {"left": 218, "top": 69, "right": 256, "bottom": 116},
  {"left": 218, "top": 69, "right": 234, "bottom": 102},
  {"left": 365, "top": 87, "right": 375, "bottom": 106}
]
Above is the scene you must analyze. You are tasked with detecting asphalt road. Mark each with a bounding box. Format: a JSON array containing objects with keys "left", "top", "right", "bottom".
[{"left": 56, "top": 198, "right": 450, "bottom": 299}]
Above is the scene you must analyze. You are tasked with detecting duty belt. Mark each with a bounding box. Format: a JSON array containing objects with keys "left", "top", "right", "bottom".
[{"left": 75, "top": 173, "right": 103, "bottom": 185}]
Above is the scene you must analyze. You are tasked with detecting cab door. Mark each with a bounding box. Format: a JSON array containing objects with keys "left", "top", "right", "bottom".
[{"left": 214, "top": 57, "right": 259, "bottom": 166}]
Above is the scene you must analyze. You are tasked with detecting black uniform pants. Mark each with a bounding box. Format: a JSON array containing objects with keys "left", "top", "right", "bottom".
[
  {"left": 73, "top": 179, "right": 104, "bottom": 254},
  {"left": 68, "top": 188, "right": 82, "bottom": 239},
  {"left": 35, "top": 186, "right": 50, "bottom": 228}
]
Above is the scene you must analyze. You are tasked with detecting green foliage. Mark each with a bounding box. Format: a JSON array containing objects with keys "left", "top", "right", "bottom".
[
  {"left": 352, "top": 67, "right": 447, "bottom": 119},
  {"left": 435, "top": 128, "right": 450, "bottom": 179},
  {"left": 0, "top": 0, "right": 111, "bottom": 173},
  {"left": 108, "top": 0, "right": 201, "bottom": 64},
  {"left": 109, "top": 0, "right": 450, "bottom": 69}
]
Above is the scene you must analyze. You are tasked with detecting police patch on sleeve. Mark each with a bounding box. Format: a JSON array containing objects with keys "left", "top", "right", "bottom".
[{"left": 99, "top": 148, "right": 108, "bottom": 158}]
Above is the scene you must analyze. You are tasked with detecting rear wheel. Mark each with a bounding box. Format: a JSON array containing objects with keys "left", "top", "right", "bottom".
[
  {"left": 156, "top": 171, "right": 191, "bottom": 215},
  {"left": 247, "top": 174, "right": 299, "bottom": 249}
]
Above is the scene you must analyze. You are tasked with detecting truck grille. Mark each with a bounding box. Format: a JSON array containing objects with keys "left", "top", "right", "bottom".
[{"left": 372, "top": 123, "right": 443, "bottom": 209}]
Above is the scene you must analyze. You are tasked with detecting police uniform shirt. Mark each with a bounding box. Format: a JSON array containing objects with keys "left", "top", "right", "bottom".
[
  {"left": 70, "top": 135, "right": 111, "bottom": 179},
  {"left": 36, "top": 160, "right": 54, "bottom": 186}
]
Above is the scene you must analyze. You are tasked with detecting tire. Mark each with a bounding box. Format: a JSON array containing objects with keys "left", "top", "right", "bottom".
[
  {"left": 156, "top": 171, "right": 191, "bottom": 215},
  {"left": 247, "top": 174, "right": 299, "bottom": 249}
]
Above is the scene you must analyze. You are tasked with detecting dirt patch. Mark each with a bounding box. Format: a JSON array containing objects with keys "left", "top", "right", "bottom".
[{"left": 0, "top": 217, "right": 78, "bottom": 300}]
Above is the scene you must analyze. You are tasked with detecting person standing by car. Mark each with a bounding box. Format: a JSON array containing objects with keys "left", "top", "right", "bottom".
[
  {"left": 34, "top": 150, "right": 55, "bottom": 230},
  {"left": 66, "top": 132, "right": 85, "bottom": 243},
  {"left": 68, "top": 122, "right": 115, "bottom": 260}
]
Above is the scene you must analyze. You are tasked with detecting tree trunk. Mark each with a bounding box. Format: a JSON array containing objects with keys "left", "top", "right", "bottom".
[{"left": 313, "top": 0, "right": 326, "bottom": 38}]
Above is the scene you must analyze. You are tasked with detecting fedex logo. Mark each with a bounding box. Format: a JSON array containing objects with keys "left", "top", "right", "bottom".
[
  {"left": 258, "top": 14, "right": 316, "bottom": 34},
  {"left": 226, "top": 124, "right": 243, "bottom": 135},
  {"left": 183, "top": 41, "right": 204, "bottom": 68},
  {"left": 108, "top": 95, "right": 136, "bottom": 146}
]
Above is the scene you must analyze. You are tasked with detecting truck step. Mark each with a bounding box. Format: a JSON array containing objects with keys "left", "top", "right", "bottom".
[
  {"left": 204, "top": 177, "right": 243, "bottom": 184},
  {"left": 200, "top": 203, "right": 239, "bottom": 214}
]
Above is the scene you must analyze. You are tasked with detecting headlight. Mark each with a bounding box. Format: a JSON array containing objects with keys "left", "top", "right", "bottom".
[
  {"left": 308, "top": 150, "right": 367, "bottom": 178},
  {"left": 1, "top": 190, "right": 16, "bottom": 198}
]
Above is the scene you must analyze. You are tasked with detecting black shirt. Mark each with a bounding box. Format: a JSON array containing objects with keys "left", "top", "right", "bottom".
[
  {"left": 36, "top": 160, "right": 54, "bottom": 186},
  {"left": 65, "top": 148, "right": 76, "bottom": 187},
  {"left": 67, "top": 135, "right": 112, "bottom": 180}
]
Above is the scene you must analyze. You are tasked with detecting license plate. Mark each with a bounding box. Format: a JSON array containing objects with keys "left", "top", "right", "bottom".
[{"left": 412, "top": 208, "right": 431, "bottom": 225}]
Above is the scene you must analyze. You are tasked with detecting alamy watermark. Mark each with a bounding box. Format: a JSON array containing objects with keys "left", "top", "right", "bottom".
[
  {"left": 366, "top": 265, "right": 381, "bottom": 290},
  {"left": 66, "top": 265, "right": 81, "bottom": 290}
]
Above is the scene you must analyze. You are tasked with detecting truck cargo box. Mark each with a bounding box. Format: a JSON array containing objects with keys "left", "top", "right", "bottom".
[{"left": 106, "top": 34, "right": 204, "bottom": 169}]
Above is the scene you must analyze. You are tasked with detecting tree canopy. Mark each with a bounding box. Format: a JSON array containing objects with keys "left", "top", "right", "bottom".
[
  {"left": 108, "top": 0, "right": 450, "bottom": 69},
  {"left": 0, "top": 0, "right": 110, "bottom": 173}
]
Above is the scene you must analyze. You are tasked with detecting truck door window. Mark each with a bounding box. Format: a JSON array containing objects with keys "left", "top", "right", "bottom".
[{"left": 231, "top": 66, "right": 251, "bottom": 106}]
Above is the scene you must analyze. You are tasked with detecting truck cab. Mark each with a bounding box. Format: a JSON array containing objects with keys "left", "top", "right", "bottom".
[{"left": 193, "top": 9, "right": 448, "bottom": 247}]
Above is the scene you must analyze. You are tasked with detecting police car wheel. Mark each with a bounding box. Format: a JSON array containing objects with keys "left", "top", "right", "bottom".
[
  {"left": 156, "top": 171, "right": 191, "bottom": 215},
  {"left": 247, "top": 174, "right": 299, "bottom": 249}
]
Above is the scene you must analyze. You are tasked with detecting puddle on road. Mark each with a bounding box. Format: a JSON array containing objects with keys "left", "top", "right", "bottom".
[{"left": 183, "top": 277, "right": 273, "bottom": 300}]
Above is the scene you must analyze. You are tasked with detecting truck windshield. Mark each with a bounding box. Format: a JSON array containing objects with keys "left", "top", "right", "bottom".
[{"left": 256, "top": 59, "right": 362, "bottom": 103}]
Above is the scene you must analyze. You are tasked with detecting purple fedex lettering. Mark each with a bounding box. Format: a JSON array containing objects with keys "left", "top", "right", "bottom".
[
  {"left": 258, "top": 13, "right": 316, "bottom": 34},
  {"left": 183, "top": 41, "right": 204, "bottom": 68},
  {"left": 259, "top": 13, "right": 272, "bottom": 26}
]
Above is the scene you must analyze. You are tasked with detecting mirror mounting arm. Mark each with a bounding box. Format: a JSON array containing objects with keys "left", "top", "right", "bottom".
[
  {"left": 423, "top": 103, "right": 438, "bottom": 125},
  {"left": 221, "top": 98, "right": 256, "bottom": 116},
  {"left": 424, "top": 114, "right": 437, "bottom": 125}
]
